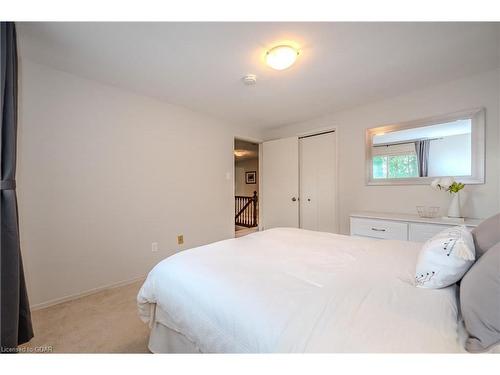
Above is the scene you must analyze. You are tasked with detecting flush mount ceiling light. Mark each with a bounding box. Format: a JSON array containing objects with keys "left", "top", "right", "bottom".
[
  {"left": 234, "top": 149, "right": 254, "bottom": 158},
  {"left": 234, "top": 149, "right": 246, "bottom": 157},
  {"left": 265, "top": 45, "right": 299, "bottom": 70}
]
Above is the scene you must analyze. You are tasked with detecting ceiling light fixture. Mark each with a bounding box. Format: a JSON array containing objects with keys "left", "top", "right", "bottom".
[
  {"left": 265, "top": 45, "right": 299, "bottom": 70},
  {"left": 234, "top": 149, "right": 251, "bottom": 158}
]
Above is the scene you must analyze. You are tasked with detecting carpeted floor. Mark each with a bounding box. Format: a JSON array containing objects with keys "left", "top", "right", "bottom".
[{"left": 20, "top": 280, "right": 150, "bottom": 353}]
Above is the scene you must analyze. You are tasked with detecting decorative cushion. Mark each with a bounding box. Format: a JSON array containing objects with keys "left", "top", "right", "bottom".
[
  {"left": 471, "top": 213, "right": 500, "bottom": 258},
  {"left": 415, "top": 226, "right": 475, "bottom": 289},
  {"left": 460, "top": 242, "right": 500, "bottom": 353}
]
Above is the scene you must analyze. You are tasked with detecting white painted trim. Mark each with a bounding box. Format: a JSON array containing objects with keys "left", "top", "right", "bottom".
[
  {"left": 233, "top": 134, "right": 264, "bottom": 144},
  {"left": 258, "top": 142, "right": 263, "bottom": 232},
  {"left": 333, "top": 128, "right": 340, "bottom": 234},
  {"left": 30, "top": 275, "right": 146, "bottom": 311},
  {"left": 232, "top": 139, "right": 236, "bottom": 238},
  {"left": 296, "top": 125, "right": 338, "bottom": 139},
  {"left": 233, "top": 137, "right": 262, "bottom": 237}
]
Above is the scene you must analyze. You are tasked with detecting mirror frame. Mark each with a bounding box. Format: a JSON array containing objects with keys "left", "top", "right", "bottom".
[{"left": 365, "top": 108, "right": 485, "bottom": 186}]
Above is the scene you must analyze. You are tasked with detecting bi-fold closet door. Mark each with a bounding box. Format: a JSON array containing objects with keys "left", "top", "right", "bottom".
[
  {"left": 299, "top": 131, "right": 337, "bottom": 233},
  {"left": 262, "top": 131, "right": 337, "bottom": 233}
]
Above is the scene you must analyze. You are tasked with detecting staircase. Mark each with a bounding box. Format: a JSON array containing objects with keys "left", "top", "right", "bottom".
[{"left": 235, "top": 191, "right": 258, "bottom": 228}]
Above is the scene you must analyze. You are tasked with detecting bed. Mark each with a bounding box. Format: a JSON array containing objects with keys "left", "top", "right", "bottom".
[{"left": 137, "top": 227, "right": 483, "bottom": 353}]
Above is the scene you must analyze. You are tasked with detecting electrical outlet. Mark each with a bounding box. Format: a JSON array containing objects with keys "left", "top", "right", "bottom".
[
  {"left": 177, "top": 235, "right": 184, "bottom": 245},
  {"left": 151, "top": 242, "right": 159, "bottom": 252}
]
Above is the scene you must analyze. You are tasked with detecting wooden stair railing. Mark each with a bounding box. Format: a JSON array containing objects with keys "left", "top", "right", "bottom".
[{"left": 235, "top": 191, "right": 258, "bottom": 227}]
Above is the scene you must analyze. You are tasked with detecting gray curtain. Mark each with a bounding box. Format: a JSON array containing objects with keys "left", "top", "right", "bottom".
[
  {"left": 414, "top": 139, "right": 431, "bottom": 177},
  {"left": 1, "top": 22, "right": 34, "bottom": 351}
]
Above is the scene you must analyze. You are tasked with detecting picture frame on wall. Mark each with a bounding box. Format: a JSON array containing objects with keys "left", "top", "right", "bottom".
[{"left": 245, "top": 171, "right": 257, "bottom": 184}]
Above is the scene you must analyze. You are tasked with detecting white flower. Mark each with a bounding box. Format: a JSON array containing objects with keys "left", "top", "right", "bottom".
[
  {"left": 430, "top": 179, "right": 441, "bottom": 190},
  {"left": 439, "top": 177, "right": 455, "bottom": 190},
  {"left": 431, "top": 177, "right": 456, "bottom": 191}
]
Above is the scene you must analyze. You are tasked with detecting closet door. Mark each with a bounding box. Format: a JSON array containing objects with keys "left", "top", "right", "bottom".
[
  {"left": 299, "top": 132, "right": 337, "bottom": 233},
  {"left": 262, "top": 137, "right": 299, "bottom": 229}
]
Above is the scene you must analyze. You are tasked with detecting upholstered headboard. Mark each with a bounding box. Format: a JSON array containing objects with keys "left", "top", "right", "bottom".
[
  {"left": 471, "top": 213, "right": 500, "bottom": 258},
  {"left": 461, "top": 213, "right": 500, "bottom": 353}
]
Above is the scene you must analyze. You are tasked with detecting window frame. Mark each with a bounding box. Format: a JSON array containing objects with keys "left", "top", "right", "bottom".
[{"left": 372, "top": 152, "right": 419, "bottom": 180}]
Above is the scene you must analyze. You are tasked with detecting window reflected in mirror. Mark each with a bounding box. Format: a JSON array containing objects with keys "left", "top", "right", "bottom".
[{"left": 372, "top": 119, "right": 472, "bottom": 180}]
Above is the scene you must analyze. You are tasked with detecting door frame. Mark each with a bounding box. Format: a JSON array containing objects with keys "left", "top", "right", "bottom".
[
  {"left": 233, "top": 136, "right": 263, "bottom": 237},
  {"left": 297, "top": 127, "right": 339, "bottom": 234}
]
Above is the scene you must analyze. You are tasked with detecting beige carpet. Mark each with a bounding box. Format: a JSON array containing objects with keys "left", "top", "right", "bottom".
[
  {"left": 235, "top": 226, "right": 258, "bottom": 238},
  {"left": 21, "top": 280, "right": 150, "bottom": 353}
]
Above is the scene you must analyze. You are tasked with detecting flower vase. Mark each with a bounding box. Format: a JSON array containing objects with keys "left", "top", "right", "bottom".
[{"left": 447, "top": 191, "right": 462, "bottom": 218}]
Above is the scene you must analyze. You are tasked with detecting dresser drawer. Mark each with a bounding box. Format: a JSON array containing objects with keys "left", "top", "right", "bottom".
[
  {"left": 350, "top": 217, "right": 408, "bottom": 240},
  {"left": 408, "top": 222, "right": 471, "bottom": 242}
]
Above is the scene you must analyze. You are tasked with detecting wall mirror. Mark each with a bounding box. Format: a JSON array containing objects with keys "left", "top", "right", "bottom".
[{"left": 366, "top": 108, "right": 485, "bottom": 185}]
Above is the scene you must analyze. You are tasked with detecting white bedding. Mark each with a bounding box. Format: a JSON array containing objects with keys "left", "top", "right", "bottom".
[{"left": 137, "top": 228, "right": 465, "bottom": 353}]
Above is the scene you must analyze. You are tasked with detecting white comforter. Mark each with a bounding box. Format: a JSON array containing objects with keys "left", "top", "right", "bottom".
[{"left": 137, "top": 228, "right": 464, "bottom": 353}]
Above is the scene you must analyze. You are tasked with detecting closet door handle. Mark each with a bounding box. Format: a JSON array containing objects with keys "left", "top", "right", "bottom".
[
  {"left": 371, "top": 227, "right": 386, "bottom": 232},
  {"left": 291, "top": 197, "right": 297, "bottom": 202}
]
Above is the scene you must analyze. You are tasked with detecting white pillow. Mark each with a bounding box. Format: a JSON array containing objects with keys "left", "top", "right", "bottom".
[{"left": 415, "top": 226, "right": 475, "bottom": 289}]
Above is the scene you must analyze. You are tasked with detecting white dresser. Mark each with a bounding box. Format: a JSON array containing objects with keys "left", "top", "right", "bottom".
[{"left": 350, "top": 212, "right": 481, "bottom": 242}]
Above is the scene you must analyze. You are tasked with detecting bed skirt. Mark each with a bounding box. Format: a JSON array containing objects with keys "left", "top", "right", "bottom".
[
  {"left": 145, "top": 303, "right": 201, "bottom": 353},
  {"left": 143, "top": 303, "right": 500, "bottom": 354},
  {"left": 148, "top": 321, "right": 201, "bottom": 353}
]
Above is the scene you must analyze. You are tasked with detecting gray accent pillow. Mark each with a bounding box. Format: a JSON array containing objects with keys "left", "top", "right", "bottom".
[
  {"left": 460, "top": 241, "right": 500, "bottom": 353},
  {"left": 471, "top": 213, "right": 500, "bottom": 258}
]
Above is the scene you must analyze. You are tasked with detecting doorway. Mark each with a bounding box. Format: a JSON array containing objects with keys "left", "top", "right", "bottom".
[{"left": 234, "top": 139, "right": 259, "bottom": 237}]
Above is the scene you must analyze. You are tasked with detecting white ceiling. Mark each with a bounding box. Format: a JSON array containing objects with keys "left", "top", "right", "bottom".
[
  {"left": 373, "top": 119, "right": 471, "bottom": 144},
  {"left": 17, "top": 22, "right": 500, "bottom": 130}
]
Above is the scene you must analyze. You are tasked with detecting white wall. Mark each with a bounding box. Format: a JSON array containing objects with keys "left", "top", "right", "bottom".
[
  {"left": 17, "top": 60, "right": 261, "bottom": 307},
  {"left": 234, "top": 158, "right": 259, "bottom": 196},
  {"left": 428, "top": 133, "right": 471, "bottom": 177},
  {"left": 264, "top": 69, "right": 500, "bottom": 234}
]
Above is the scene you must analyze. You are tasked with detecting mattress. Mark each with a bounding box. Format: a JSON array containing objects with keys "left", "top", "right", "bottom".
[{"left": 137, "top": 228, "right": 466, "bottom": 353}]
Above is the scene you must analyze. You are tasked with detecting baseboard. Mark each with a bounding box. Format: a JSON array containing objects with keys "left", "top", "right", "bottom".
[{"left": 30, "top": 275, "right": 146, "bottom": 311}]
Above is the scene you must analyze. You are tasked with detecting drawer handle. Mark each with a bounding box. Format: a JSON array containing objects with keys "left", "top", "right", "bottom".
[{"left": 371, "top": 227, "right": 386, "bottom": 232}]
